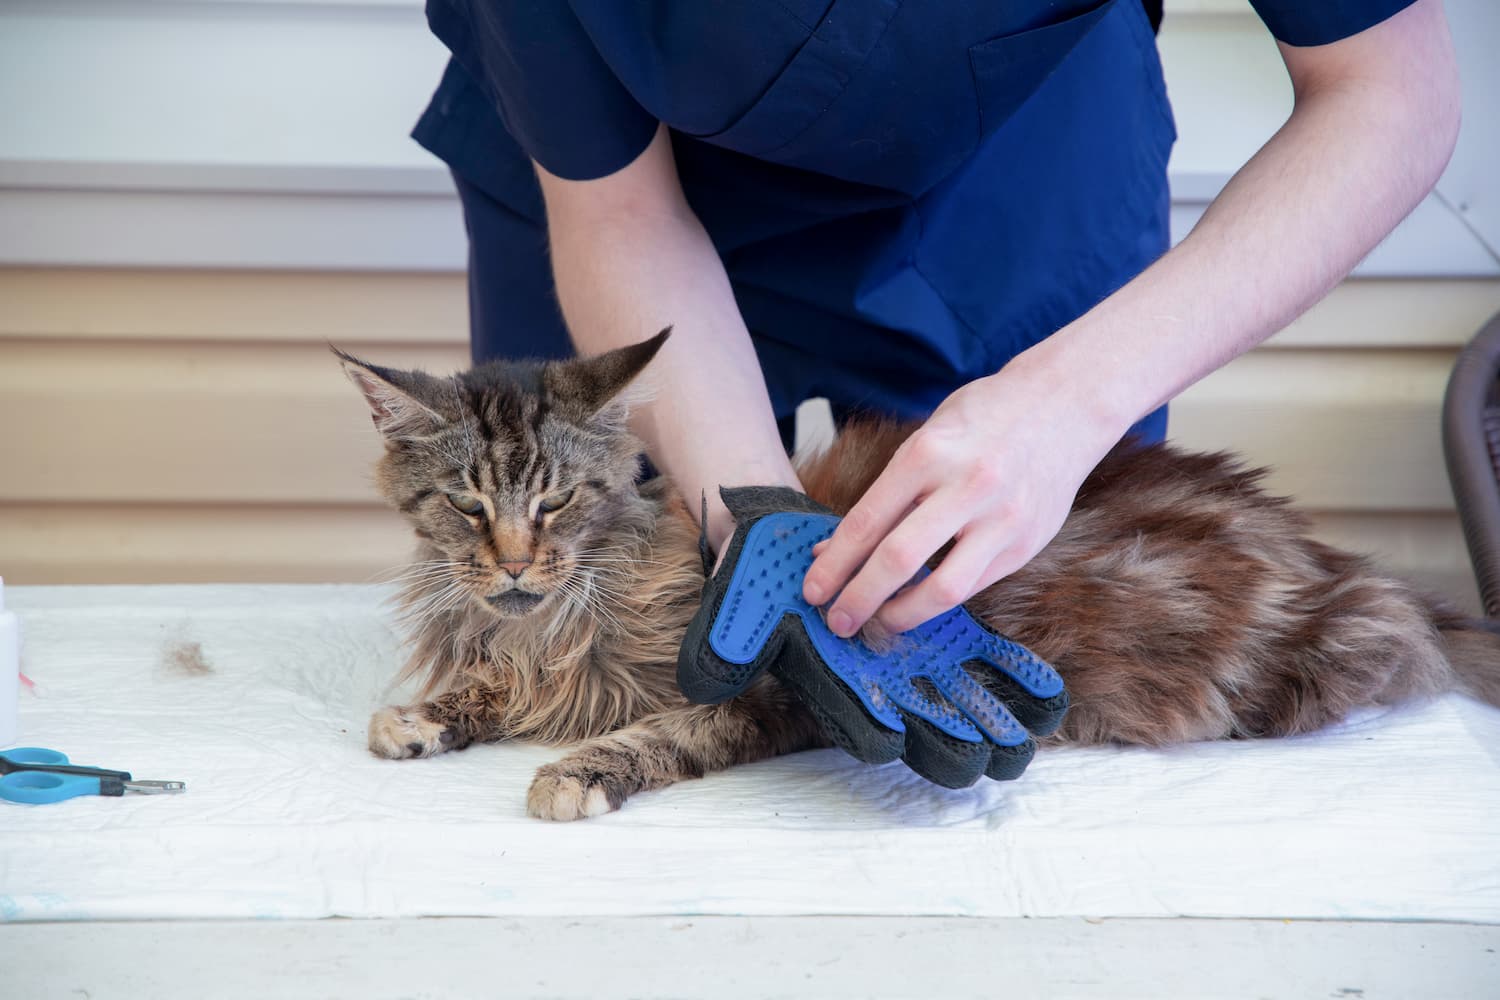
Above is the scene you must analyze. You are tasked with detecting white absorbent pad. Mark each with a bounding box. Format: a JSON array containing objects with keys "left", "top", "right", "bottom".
[{"left": 2, "top": 584, "right": 1497, "bottom": 923}]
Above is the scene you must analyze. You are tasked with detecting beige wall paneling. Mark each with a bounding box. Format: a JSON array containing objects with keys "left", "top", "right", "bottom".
[
  {"left": 0, "top": 268, "right": 468, "bottom": 345},
  {"left": 1308, "top": 512, "right": 1476, "bottom": 612},
  {"left": 0, "top": 269, "right": 1493, "bottom": 613},
  {"left": 0, "top": 268, "right": 465, "bottom": 583},
  {"left": 1, "top": 503, "right": 411, "bottom": 585},
  {"left": 5, "top": 269, "right": 1497, "bottom": 350}
]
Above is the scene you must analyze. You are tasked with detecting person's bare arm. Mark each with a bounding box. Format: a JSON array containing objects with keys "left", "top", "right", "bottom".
[
  {"left": 535, "top": 126, "right": 800, "bottom": 551},
  {"left": 805, "top": 0, "right": 1462, "bottom": 636}
]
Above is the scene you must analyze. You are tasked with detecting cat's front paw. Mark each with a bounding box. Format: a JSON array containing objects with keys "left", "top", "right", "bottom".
[
  {"left": 527, "top": 762, "right": 626, "bottom": 821},
  {"left": 368, "top": 705, "right": 458, "bottom": 759}
]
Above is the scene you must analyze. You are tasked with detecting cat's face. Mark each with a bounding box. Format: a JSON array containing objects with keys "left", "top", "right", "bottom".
[{"left": 337, "top": 331, "right": 669, "bottom": 621}]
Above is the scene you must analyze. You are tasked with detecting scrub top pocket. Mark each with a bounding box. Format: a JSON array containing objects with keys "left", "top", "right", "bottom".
[
  {"left": 968, "top": 0, "right": 1121, "bottom": 140},
  {"left": 696, "top": 0, "right": 1129, "bottom": 197},
  {"left": 695, "top": 0, "right": 901, "bottom": 162}
]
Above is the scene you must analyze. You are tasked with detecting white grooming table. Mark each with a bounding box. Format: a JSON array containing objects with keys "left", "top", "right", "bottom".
[{"left": 2, "top": 584, "right": 1497, "bottom": 998}]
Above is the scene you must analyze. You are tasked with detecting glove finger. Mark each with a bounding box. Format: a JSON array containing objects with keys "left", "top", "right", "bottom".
[
  {"left": 678, "top": 500, "right": 809, "bottom": 703},
  {"left": 906, "top": 674, "right": 1038, "bottom": 783},
  {"left": 983, "top": 735, "right": 1037, "bottom": 782},
  {"left": 896, "top": 708, "right": 989, "bottom": 789},
  {"left": 962, "top": 660, "right": 1070, "bottom": 737},
  {"left": 771, "top": 616, "right": 905, "bottom": 765},
  {"left": 928, "top": 665, "right": 1030, "bottom": 747},
  {"left": 678, "top": 574, "right": 788, "bottom": 704}
]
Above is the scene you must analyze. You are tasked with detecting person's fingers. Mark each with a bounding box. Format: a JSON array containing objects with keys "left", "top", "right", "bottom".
[
  {"left": 871, "top": 525, "right": 1011, "bottom": 634},
  {"left": 822, "top": 494, "right": 969, "bottom": 637},
  {"left": 802, "top": 466, "right": 926, "bottom": 608},
  {"left": 973, "top": 543, "right": 1036, "bottom": 594}
]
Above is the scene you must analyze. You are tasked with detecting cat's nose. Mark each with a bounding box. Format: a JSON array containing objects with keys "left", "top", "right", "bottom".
[{"left": 499, "top": 561, "right": 531, "bottom": 579}]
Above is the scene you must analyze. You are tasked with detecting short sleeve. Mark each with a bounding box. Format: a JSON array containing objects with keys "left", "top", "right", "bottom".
[
  {"left": 425, "top": 0, "right": 659, "bottom": 180},
  {"left": 1248, "top": 0, "right": 1420, "bottom": 47}
]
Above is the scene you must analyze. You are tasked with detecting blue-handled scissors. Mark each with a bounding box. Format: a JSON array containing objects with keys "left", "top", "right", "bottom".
[{"left": 0, "top": 748, "right": 186, "bottom": 804}]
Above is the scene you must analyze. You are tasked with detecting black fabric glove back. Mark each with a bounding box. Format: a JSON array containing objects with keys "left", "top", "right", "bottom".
[{"left": 678, "top": 487, "right": 1069, "bottom": 788}]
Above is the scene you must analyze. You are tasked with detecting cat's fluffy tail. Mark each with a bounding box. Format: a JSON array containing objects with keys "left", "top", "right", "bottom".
[{"left": 1435, "top": 613, "right": 1500, "bottom": 707}]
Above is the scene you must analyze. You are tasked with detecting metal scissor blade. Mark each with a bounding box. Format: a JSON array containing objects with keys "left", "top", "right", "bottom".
[
  {"left": 123, "top": 780, "right": 187, "bottom": 794},
  {"left": 0, "top": 758, "right": 132, "bottom": 782}
]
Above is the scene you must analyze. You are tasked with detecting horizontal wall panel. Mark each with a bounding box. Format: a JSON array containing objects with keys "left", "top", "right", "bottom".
[
  {"left": 0, "top": 503, "right": 1476, "bottom": 614},
  {"left": 7, "top": 185, "right": 1489, "bottom": 276},
  {"left": 0, "top": 0, "right": 1253, "bottom": 176},
  {"left": 0, "top": 339, "right": 466, "bottom": 504},
  {"left": 1441, "top": 0, "right": 1500, "bottom": 260},
  {"left": 1155, "top": 7, "right": 1289, "bottom": 178},
  {"left": 0, "top": 188, "right": 468, "bottom": 271},
  {"left": 1172, "top": 348, "right": 1455, "bottom": 511},
  {"left": 0, "top": 0, "right": 444, "bottom": 170},
  {"left": 0, "top": 338, "right": 1457, "bottom": 511},
  {"left": 0, "top": 503, "right": 412, "bottom": 585},
  {"left": 1267, "top": 278, "right": 1500, "bottom": 349},
  {"left": 0, "top": 268, "right": 470, "bottom": 345},
  {"left": 4, "top": 2, "right": 1495, "bottom": 274},
  {"left": 1306, "top": 511, "right": 1478, "bottom": 615},
  {"left": 0, "top": 159, "right": 458, "bottom": 196},
  {"left": 0, "top": 265, "right": 1478, "bottom": 591},
  {"left": 1, "top": 269, "right": 1496, "bottom": 350}
]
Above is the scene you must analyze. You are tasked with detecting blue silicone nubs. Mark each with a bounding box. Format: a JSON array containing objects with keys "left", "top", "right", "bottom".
[{"left": 679, "top": 489, "right": 1069, "bottom": 788}]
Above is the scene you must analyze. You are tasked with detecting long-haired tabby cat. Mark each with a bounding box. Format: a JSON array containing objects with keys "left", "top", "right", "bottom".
[{"left": 337, "top": 331, "right": 1500, "bottom": 821}]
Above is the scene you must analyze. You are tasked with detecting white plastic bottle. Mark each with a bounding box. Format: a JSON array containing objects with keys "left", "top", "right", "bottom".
[{"left": 0, "top": 577, "right": 19, "bottom": 747}]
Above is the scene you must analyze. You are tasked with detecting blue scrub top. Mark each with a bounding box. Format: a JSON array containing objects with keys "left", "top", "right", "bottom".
[{"left": 413, "top": 0, "right": 1417, "bottom": 445}]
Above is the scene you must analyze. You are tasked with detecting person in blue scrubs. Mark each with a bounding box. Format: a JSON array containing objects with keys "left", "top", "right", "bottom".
[{"left": 413, "top": 0, "right": 1459, "bottom": 637}]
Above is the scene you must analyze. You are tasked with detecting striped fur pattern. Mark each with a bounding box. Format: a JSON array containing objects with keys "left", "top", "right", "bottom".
[{"left": 340, "top": 341, "right": 1499, "bottom": 821}]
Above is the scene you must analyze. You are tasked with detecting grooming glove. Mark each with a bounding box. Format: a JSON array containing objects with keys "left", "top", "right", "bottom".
[{"left": 678, "top": 486, "right": 1069, "bottom": 788}]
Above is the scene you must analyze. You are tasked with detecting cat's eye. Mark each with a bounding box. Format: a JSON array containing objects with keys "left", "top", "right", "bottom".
[
  {"left": 446, "top": 493, "right": 485, "bottom": 517},
  {"left": 537, "top": 489, "right": 574, "bottom": 515}
]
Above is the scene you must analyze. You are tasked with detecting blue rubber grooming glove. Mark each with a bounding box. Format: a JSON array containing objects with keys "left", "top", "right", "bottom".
[{"left": 678, "top": 487, "right": 1069, "bottom": 788}]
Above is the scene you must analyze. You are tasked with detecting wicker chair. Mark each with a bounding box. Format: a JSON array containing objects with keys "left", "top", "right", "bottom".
[{"left": 1443, "top": 309, "right": 1500, "bottom": 617}]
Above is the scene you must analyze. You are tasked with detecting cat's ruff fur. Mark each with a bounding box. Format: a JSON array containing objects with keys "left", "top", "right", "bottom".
[{"left": 338, "top": 338, "right": 1500, "bottom": 821}]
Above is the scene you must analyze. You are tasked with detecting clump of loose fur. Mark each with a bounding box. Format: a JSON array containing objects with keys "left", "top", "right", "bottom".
[
  {"left": 162, "top": 637, "right": 212, "bottom": 677},
  {"left": 338, "top": 337, "right": 1500, "bottom": 821}
]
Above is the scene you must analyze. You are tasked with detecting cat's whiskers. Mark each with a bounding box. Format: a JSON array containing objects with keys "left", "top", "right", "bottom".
[
  {"left": 550, "top": 573, "right": 619, "bottom": 643},
  {"left": 557, "top": 567, "right": 626, "bottom": 639},
  {"left": 564, "top": 555, "right": 638, "bottom": 603},
  {"left": 381, "top": 565, "right": 470, "bottom": 591},
  {"left": 398, "top": 576, "right": 474, "bottom": 628},
  {"left": 368, "top": 558, "right": 468, "bottom": 587},
  {"left": 561, "top": 571, "right": 628, "bottom": 638},
  {"left": 397, "top": 566, "right": 470, "bottom": 600},
  {"left": 397, "top": 593, "right": 465, "bottom": 637},
  {"left": 547, "top": 579, "right": 595, "bottom": 643}
]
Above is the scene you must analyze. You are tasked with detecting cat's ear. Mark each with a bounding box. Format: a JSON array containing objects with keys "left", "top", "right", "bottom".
[
  {"left": 548, "top": 327, "right": 671, "bottom": 417},
  {"left": 332, "top": 347, "right": 449, "bottom": 439}
]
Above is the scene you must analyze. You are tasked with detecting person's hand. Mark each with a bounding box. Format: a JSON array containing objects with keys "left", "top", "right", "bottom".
[
  {"left": 678, "top": 485, "right": 1069, "bottom": 788},
  {"left": 802, "top": 361, "right": 1128, "bottom": 637}
]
